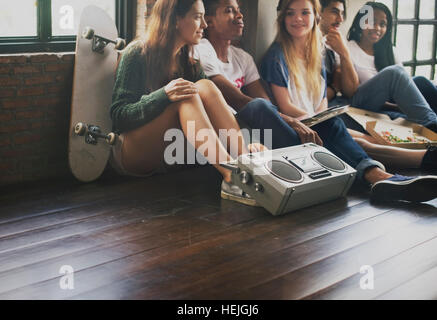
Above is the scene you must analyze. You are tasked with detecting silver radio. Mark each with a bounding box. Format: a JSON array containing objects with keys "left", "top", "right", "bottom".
[{"left": 223, "top": 143, "right": 357, "bottom": 216}]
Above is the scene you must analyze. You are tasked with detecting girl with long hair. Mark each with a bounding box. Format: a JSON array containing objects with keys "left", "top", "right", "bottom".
[
  {"left": 110, "top": 0, "right": 263, "bottom": 205},
  {"left": 347, "top": 1, "right": 437, "bottom": 130},
  {"left": 260, "top": 0, "right": 437, "bottom": 202},
  {"left": 268, "top": 0, "right": 326, "bottom": 119}
]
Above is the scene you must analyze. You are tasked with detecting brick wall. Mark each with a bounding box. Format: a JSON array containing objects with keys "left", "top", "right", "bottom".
[
  {"left": 0, "top": 54, "right": 74, "bottom": 186},
  {"left": 0, "top": 0, "right": 158, "bottom": 187}
]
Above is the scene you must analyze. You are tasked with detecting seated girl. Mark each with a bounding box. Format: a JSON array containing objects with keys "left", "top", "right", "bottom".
[
  {"left": 111, "top": 0, "right": 263, "bottom": 206},
  {"left": 260, "top": 0, "right": 437, "bottom": 202},
  {"left": 347, "top": 1, "right": 437, "bottom": 132}
]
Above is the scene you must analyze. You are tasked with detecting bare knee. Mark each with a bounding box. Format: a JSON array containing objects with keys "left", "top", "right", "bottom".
[
  {"left": 170, "top": 93, "right": 200, "bottom": 107},
  {"left": 171, "top": 94, "right": 205, "bottom": 117},
  {"left": 195, "top": 79, "right": 221, "bottom": 98},
  {"left": 196, "top": 78, "right": 216, "bottom": 89}
]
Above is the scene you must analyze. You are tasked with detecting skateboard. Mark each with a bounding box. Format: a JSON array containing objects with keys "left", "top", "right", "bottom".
[{"left": 68, "top": 5, "right": 126, "bottom": 182}]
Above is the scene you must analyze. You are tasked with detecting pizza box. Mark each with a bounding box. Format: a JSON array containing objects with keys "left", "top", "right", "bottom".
[
  {"left": 347, "top": 106, "right": 406, "bottom": 127},
  {"left": 365, "top": 120, "right": 437, "bottom": 149},
  {"left": 347, "top": 107, "right": 437, "bottom": 149}
]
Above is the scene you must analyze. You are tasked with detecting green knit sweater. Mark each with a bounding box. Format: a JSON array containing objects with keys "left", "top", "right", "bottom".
[{"left": 111, "top": 41, "right": 207, "bottom": 133}]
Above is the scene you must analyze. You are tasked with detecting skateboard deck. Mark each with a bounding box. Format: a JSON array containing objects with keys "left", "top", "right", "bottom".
[{"left": 68, "top": 5, "right": 125, "bottom": 182}]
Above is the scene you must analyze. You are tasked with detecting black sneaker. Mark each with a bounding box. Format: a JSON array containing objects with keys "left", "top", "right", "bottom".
[{"left": 371, "top": 174, "right": 437, "bottom": 202}]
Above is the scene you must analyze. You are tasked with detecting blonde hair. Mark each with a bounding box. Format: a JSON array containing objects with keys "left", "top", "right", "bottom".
[{"left": 276, "top": 0, "right": 323, "bottom": 102}]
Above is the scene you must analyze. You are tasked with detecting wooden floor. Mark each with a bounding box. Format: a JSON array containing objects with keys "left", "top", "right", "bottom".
[{"left": 0, "top": 165, "right": 436, "bottom": 300}]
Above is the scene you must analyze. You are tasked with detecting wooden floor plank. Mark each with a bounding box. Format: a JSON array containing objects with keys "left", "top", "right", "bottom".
[
  {"left": 0, "top": 183, "right": 363, "bottom": 274},
  {"left": 376, "top": 263, "right": 437, "bottom": 300},
  {"left": 0, "top": 199, "right": 195, "bottom": 255},
  {"left": 0, "top": 191, "right": 377, "bottom": 299},
  {"left": 0, "top": 195, "right": 221, "bottom": 272},
  {"left": 233, "top": 206, "right": 437, "bottom": 299},
  {"left": 0, "top": 168, "right": 223, "bottom": 256},
  {"left": 7, "top": 199, "right": 396, "bottom": 299},
  {"left": 0, "top": 205, "right": 225, "bottom": 295},
  {"left": 304, "top": 236, "right": 437, "bottom": 300},
  {"left": 0, "top": 166, "right": 220, "bottom": 224},
  {"left": 0, "top": 205, "right": 266, "bottom": 298},
  {"left": 133, "top": 205, "right": 432, "bottom": 299},
  {"left": 0, "top": 181, "right": 127, "bottom": 224},
  {"left": 0, "top": 200, "right": 129, "bottom": 240},
  {"left": 1, "top": 165, "right": 436, "bottom": 300},
  {"left": 0, "top": 182, "right": 219, "bottom": 241}
]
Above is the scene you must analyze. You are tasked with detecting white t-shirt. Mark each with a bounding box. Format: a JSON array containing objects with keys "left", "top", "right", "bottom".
[
  {"left": 347, "top": 40, "right": 402, "bottom": 84},
  {"left": 194, "top": 39, "right": 260, "bottom": 113},
  {"left": 261, "top": 42, "right": 327, "bottom": 117},
  {"left": 289, "top": 59, "right": 326, "bottom": 117}
]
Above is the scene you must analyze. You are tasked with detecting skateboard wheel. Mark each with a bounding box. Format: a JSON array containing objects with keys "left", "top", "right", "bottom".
[
  {"left": 106, "top": 132, "right": 117, "bottom": 145},
  {"left": 114, "top": 38, "right": 126, "bottom": 50},
  {"left": 74, "top": 122, "right": 86, "bottom": 136},
  {"left": 82, "top": 27, "right": 95, "bottom": 39}
]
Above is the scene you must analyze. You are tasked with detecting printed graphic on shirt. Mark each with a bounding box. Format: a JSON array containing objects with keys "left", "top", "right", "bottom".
[{"left": 235, "top": 76, "right": 245, "bottom": 88}]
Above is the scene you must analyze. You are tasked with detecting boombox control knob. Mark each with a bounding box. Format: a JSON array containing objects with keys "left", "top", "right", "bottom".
[
  {"left": 240, "top": 171, "right": 251, "bottom": 184},
  {"left": 255, "top": 183, "right": 264, "bottom": 192}
]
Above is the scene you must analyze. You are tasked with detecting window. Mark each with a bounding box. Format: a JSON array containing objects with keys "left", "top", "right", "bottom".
[
  {"left": 380, "top": 0, "right": 437, "bottom": 80},
  {"left": 0, "top": 0, "right": 133, "bottom": 54}
]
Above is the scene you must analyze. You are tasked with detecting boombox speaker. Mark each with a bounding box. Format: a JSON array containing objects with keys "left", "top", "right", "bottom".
[{"left": 222, "top": 143, "right": 357, "bottom": 216}]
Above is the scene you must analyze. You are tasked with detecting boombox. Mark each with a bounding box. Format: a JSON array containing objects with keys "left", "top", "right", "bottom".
[{"left": 222, "top": 143, "right": 357, "bottom": 216}]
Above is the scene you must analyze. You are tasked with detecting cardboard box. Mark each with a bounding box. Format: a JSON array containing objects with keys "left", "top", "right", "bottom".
[{"left": 346, "top": 107, "right": 437, "bottom": 149}]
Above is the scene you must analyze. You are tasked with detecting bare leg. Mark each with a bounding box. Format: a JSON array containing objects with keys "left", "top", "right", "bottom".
[
  {"left": 121, "top": 94, "right": 235, "bottom": 182},
  {"left": 354, "top": 137, "right": 426, "bottom": 168},
  {"left": 347, "top": 129, "right": 428, "bottom": 184},
  {"left": 364, "top": 167, "right": 392, "bottom": 184},
  {"left": 177, "top": 94, "right": 235, "bottom": 180},
  {"left": 347, "top": 129, "right": 379, "bottom": 144},
  {"left": 195, "top": 79, "right": 249, "bottom": 158}
]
